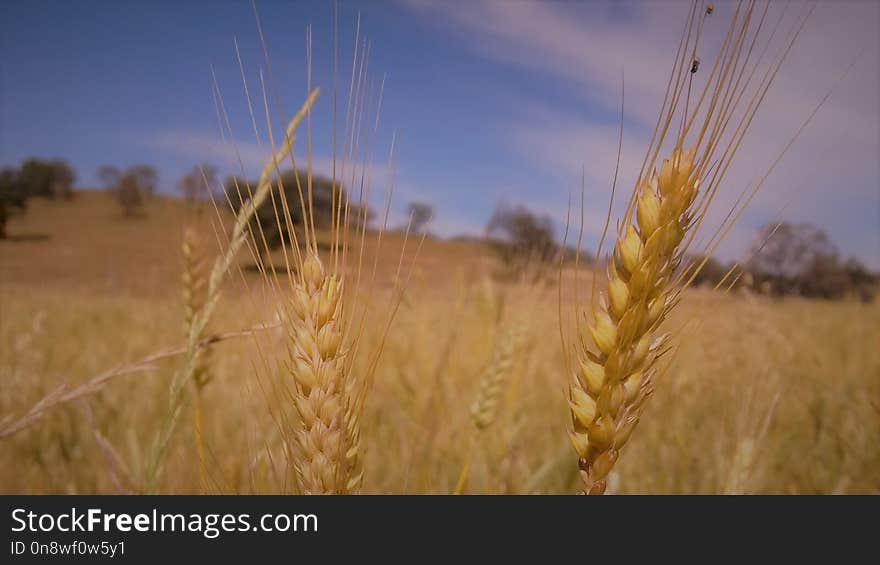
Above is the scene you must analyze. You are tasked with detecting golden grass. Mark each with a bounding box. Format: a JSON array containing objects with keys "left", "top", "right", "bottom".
[
  {"left": 1, "top": 195, "right": 877, "bottom": 493},
  {"left": 1, "top": 274, "right": 877, "bottom": 493}
]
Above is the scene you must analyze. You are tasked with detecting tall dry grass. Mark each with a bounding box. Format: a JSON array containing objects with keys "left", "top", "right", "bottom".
[{"left": 1, "top": 279, "right": 877, "bottom": 493}]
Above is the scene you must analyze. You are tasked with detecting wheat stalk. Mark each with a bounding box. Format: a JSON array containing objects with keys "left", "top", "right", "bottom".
[
  {"left": 569, "top": 149, "right": 695, "bottom": 494},
  {"left": 471, "top": 328, "right": 520, "bottom": 431},
  {"left": 182, "top": 226, "right": 211, "bottom": 392},
  {"left": 181, "top": 225, "right": 212, "bottom": 491},
  {"left": 453, "top": 326, "right": 522, "bottom": 494},
  {"left": 283, "top": 234, "right": 416, "bottom": 494},
  {"left": 566, "top": 1, "right": 819, "bottom": 494},
  {"left": 142, "top": 88, "right": 320, "bottom": 492},
  {"left": 285, "top": 252, "right": 353, "bottom": 494},
  {"left": 0, "top": 323, "right": 278, "bottom": 440},
  {"left": 233, "top": 16, "right": 424, "bottom": 494}
]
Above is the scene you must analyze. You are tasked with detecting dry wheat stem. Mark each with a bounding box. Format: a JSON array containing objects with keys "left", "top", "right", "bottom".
[
  {"left": 182, "top": 226, "right": 211, "bottom": 392},
  {"left": 454, "top": 327, "right": 522, "bottom": 494},
  {"left": 237, "top": 20, "right": 418, "bottom": 494},
  {"left": 570, "top": 149, "right": 696, "bottom": 494},
  {"left": 284, "top": 252, "right": 355, "bottom": 493},
  {"left": 77, "top": 397, "right": 135, "bottom": 494},
  {"left": 567, "top": 1, "right": 816, "bottom": 495},
  {"left": 182, "top": 226, "right": 211, "bottom": 491},
  {"left": 471, "top": 328, "right": 521, "bottom": 431},
  {"left": 240, "top": 38, "right": 367, "bottom": 494},
  {"left": 0, "top": 324, "right": 277, "bottom": 440},
  {"left": 142, "top": 89, "right": 320, "bottom": 493}
]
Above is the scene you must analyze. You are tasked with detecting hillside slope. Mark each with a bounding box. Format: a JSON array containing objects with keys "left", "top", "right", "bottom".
[{"left": 0, "top": 190, "right": 494, "bottom": 297}]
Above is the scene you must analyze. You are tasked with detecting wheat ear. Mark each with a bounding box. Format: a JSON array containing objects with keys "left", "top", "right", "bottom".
[
  {"left": 341, "top": 358, "right": 365, "bottom": 493},
  {"left": 565, "top": 0, "right": 823, "bottom": 493},
  {"left": 471, "top": 328, "right": 520, "bottom": 431},
  {"left": 569, "top": 149, "right": 697, "bottom": 494},
  {"left": 454, "top": 327, "right": 521, "bottom": 494},
  {"left": 286, "top": 252, "right": 352, "bottom": 494},
  {"left": 182, "top": 226, "right": 211, "bottom": 491},
  {"left": 246, "top": 16, "right": 419, "bottom": 493},
  {"left": 182, "top": 226, "right": 211, "bottom": 392}
]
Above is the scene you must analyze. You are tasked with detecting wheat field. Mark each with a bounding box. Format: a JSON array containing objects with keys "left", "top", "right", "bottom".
[
  {"left": 1, "top": 192, "right": 877, "bottom": 494},
  {"left": 2, "top": 1, "right": 879, "bottom": 496}
]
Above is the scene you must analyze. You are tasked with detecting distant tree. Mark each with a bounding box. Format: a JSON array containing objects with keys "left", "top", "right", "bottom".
[
  {"left": 746, "top": 223, "right": 836, "bottom": 296},
  {"left": 405, "top": 202, "right": 433, "bottom": 234},
  {"left": 799, "top": 253, "right": 850, "bottom": 300},
  {"left": 18, "top": 159, "right": 55, "bottom": 199},
  {"left": 117, "top": 174, "right": 144, "bottom": 217},
  {"left": 17, "top": 158, "right": 76, "bottom": 200},
  {"left": 0, "top": 168, "right": 26, "bottom": 239},
  {"left": 745, "top": 222, "right": 876, "bottom": 301},
  {"left": 128, "top": 165, "right": 157, "bottom": 199},
  {"left": 49, "top": 160, "right": 76, "bottom": 200},
  {"left": 100, "top": 164, "right": 157, "bottom": 217},
  {"left": 840, "top": 257, "right": 878, "bottom": 302},
  {"left": 748, "top": 223, "right": 836, "bottom": 280},
  {"left": 486, "top": 203, "right": 557, "bottom": 278},
  {"left": 179, "top": 163, "right": 218, "bottom": 206},
  {"left": 224, "top": 169, "right": 367, "bottom": 258},
  {"left": 0, "top": 159, "right": 76, "bottom": 238}
]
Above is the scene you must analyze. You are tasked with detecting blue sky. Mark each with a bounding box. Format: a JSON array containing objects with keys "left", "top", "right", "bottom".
[{"left": 2, "top": 1, "right": 878, "bottom": 267}]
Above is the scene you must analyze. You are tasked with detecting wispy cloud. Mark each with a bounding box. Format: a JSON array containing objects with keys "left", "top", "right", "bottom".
[
  {"left": 148, "top": 130, "right": 267, "bottom": 172},
  {"left": 146, "top": 129, "right": 393, "bottom": 183},
  {"left": 401, "top": 0, "right": 880, "bottom": 267}
]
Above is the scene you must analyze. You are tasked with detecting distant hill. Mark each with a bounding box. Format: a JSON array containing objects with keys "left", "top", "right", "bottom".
[{"left": 0, "top": 190, "right": 495, "bottom": 297}]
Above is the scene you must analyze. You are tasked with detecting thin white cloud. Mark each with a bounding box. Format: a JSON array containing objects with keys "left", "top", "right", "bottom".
[
  {"left": 401, "top": 0, "right": 880, "bottom": 267},
  {"left": 148, "top": 130, "right": 267, "bottom": 171},
  {"left": 147, "top": 129, "right": 393, "bottom": 184}
]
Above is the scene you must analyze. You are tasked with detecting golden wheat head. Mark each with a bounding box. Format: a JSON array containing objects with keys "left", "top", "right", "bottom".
[
  {"left": 570, "top": 149, "right": 697, "bottom": 494},
  {"left": 566, "top": 1, "right": 818, "bottom": 494}
]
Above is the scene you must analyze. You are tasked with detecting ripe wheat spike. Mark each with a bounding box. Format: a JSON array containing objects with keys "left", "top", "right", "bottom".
[
  {"left": 182, "top": 226, "right": 211, "bottom": 392},
  {"left": 182, "top": 225, "right": 211, "bottom": 491},
  {"left": 224, "top": 12, "right": 420, "bottom": 493},
  {"left": 570, "top": 150, "right": 695, "bottom": 494},
  {"left": 286, "top": 253, "right": 351, "bottom": 493},
  {"left": 471, "top": 328, "right": 521, "bottom": 431},
  {"left": 566, "top": 1, "right": 819, "bottom": 494}
]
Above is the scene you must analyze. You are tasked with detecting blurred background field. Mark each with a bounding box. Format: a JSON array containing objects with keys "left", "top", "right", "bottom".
[{"left": 1, "top": 192, "right": 877, "bottom": 494}]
